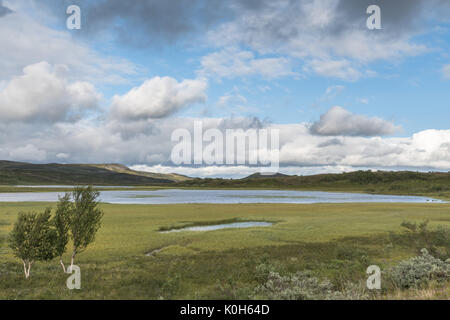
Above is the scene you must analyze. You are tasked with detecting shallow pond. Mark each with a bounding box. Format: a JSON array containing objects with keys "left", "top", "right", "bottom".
[
  {"left": 161, "top": 221, "right": 274, "bottom": 233},
  {"left": 0, "top": 188, "right": 445, "bottom": 204}
]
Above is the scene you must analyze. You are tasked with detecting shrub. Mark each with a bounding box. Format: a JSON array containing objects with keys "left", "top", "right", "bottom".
[
  {"left": 386, "top": 249, "right": 450, "bottom": 289},
  {"left": 253, "top": 270, "right": 368, "bottom": 300},
  {"left": 254, "top": 262, "right": 281, "bottom": 282},
  {"left": 254, "top": 271, "right": 337, "bottom": 300}
]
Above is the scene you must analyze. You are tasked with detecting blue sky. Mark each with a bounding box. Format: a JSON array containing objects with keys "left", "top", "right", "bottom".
[{"left": 1, "top": 0, "right": 450, "bottom": 177}]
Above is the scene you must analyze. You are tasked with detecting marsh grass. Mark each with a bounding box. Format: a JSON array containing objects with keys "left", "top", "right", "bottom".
[{"left": 0, "top": 202, "right": 448, "bottom": 299}]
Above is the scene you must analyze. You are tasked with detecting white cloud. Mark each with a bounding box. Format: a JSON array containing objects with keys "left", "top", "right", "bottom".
[
  {"left": 310, "top": 106, "right": 400, "bottom": 136},
  {"left": 357, "top": 98, "right": 369, "bottom": 104},
  {"left": 321, "top": 85, "right": 345, "bottom": 100},
  {"left": 131, "top": 164, "right": 360, "bottom": 179},
  {"left": 217, "top": 94, "right": 248, "bottom": 106},
  {"left": 443, "top": 64, "right": 450, "bottom": 79},
  {"left": 200, "top": 48, "right": 295, "bottom": 79},
  {"left": 111, "top": 77, "right": 207, "bottom": 120},
  {"left": 0, "top": 11, "right": 137, "bottom": 84},
  {"left": 0, "top": 62, "right": 100, "bottom": 123},
  {"left": 306, "top": 59, "right": 362, "bottom": 81},
  {"left": 0, "top": 115, "right": 449, "bottom": 175},
  {"left": 207, "top": 1, "right": 428, "bottom": 80},
  {"left": 9, "top": 144, "right": 46, "bottom": 162}
]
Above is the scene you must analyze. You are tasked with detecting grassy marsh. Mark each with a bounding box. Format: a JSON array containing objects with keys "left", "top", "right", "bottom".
[{"left": 0, "top": 202, "right": 449, "bottom": 299}]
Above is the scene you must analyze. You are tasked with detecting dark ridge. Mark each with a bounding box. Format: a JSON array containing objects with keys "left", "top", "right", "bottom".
[{"left": 0, "top": 160, "right": 172, "bottom": 185}]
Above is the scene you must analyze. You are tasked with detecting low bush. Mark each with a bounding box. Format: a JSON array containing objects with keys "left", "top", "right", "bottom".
[
  {"left": 253, "top": 270, "right": 369, "bottom": 300},
  {"left": 386, "top": 249, "right": 450, "bottom": 289}
]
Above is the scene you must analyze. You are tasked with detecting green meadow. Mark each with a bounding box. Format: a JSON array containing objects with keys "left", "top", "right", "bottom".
[{"left": 0, "top": 202, "right": 449, "bottom": 299}]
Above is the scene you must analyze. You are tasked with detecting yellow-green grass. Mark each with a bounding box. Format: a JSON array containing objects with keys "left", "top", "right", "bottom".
[{"left": 0, "top": 202, "right": 449, "bottom": 299}]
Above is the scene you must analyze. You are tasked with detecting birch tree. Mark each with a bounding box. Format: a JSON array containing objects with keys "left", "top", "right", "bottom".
[
  {"left": 53, "top": 194, "right": 71, "bottom": 272},
  {"left": 68, "top": 186, "right": 103, "bottom": 267},
  {"left": 8, "top": 209, "right": 57, "bottom": 278}
]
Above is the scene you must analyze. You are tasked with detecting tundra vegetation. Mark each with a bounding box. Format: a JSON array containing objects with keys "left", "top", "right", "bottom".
[{"left": 0, "top": 202, "right": 448, "bottom": 299}]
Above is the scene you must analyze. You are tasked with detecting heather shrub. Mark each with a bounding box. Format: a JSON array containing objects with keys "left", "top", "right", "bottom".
[
  {"left": 253, "top": 271, "right": 368, "bottom": 300},
  {"left": 254, "top": 262, "right": 281, "bottom": 282},
  {"left": 254, "top": 271, "right": 337, "bottom": 300},
  {"left": 386, "top": 249, "right": 450, "bottom": 289}
]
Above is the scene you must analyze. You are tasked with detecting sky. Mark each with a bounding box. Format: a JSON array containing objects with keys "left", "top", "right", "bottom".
[{"left": 1, "top": 0, "right": 450, "bottom": 178}]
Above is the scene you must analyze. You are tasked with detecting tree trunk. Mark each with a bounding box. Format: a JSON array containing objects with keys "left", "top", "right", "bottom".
[
  {"left": 60, "top": 258, "right": 66, "bottom": 273},
  {"left": 27, "top": 262, "right": 32, "bottom": 279},
  {"left": 23, "top": 260, "right": 32, "bottom": 279},
  {"left": 70, "top": 250, "right": 76, "bottom": 268},
  {"left": 22, "top": 260, "right": 28, "bottom": 279}
]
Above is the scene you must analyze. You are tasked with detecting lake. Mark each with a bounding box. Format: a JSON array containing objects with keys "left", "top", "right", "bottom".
[{"left": 0, "top": 188, "right": 445, "bottom": 204}]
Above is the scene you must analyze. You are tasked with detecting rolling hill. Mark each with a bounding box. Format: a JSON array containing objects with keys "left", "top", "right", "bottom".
[
  {"left": 175, "top": 170, "right": 450, "bottom": 197},
  {"left": 0, "top": 161, "right": 189, "bottom": 185}
]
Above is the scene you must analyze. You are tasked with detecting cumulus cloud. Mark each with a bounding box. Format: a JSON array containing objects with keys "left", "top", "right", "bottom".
[
  {"left": 200, "top": 48, "right": 294, "bottom": 79},
  {"left": 278, "top": 123, "right": 450, "bottom": 170},
  {"left": 310, "top": 106, "right": 399, "bottom": 137},
  {"left": 0, "top": 62, "right": 100, "bottom": 123},
  {"left": 110, "top": 77, "right": 207, "bottom": 120},
  {"left": 0, "top": 115, "right": 449, "bottom": 174}
]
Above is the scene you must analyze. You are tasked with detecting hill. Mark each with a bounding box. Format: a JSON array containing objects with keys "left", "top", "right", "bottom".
[
  {"left": 1, "top": 161, "right": 450, "bottom": 198},
  {"left": 0, "top": 161, "right": 185, "bottom": 185},
  {"left": 175, "top": 170, "right": 450, "bottom": 197},
  {"left": 85, "top": 163, "right": 191, "bottom": 182}
]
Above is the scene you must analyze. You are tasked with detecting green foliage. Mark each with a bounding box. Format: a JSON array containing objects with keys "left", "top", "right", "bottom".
[
  {"left": 386, "top": 249, "right": 450, "bottom": 289},
  {"left": 68, "top": 186, "right": 104, "bottom": 261},
  {"left": 6, "top": 186, "right": 104, "bottom": 277},
  {"left": 53, "top": 194, "right": 71, "bottom": 259},
  {"left": 8, "top": 209, "right": 57, "bottom": 277}
]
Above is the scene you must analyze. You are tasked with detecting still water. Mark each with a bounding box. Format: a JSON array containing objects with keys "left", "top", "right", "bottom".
[
  {"left": 161, "top": 221, "right": 274, "bottom": 233},
  {"left": 0, "top": 188, "right": 445, "bottom": 204}
]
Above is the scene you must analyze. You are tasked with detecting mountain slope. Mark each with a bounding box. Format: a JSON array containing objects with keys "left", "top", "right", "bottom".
[
  {"left": 0, "top": 161, "right": 181, "bottom": 185},
  {"left": 86, "top": 164, "right": 191, "bottom": 182}
]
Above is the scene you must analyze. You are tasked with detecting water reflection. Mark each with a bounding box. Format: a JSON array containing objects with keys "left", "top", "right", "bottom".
[{"left": 0, "top": 189, "right": 445, "bottom": 204}]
